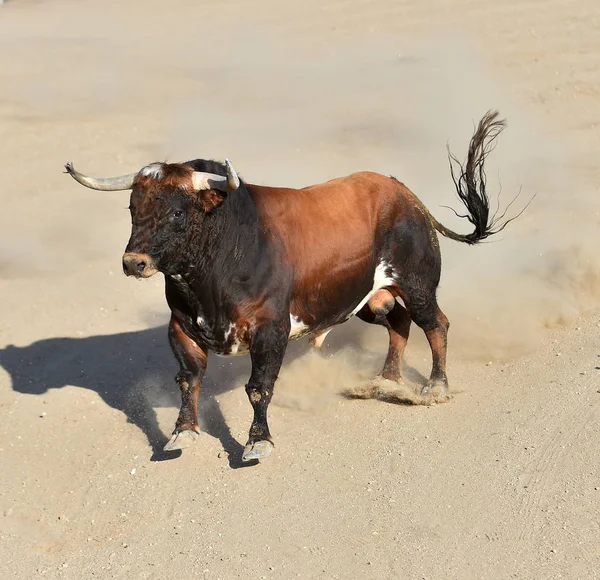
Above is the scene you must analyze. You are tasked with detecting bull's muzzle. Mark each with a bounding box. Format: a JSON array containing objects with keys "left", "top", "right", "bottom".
[{"left": 122, "top": 253, "right": 158, "bottom": 278}]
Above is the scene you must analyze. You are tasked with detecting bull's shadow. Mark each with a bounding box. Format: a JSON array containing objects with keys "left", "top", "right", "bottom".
[
  {"left": 0, "top": 321, "right": 427, "bottom": 467},
  {"left": 0, "top": 325, "right": 263, "bottom": 466}
]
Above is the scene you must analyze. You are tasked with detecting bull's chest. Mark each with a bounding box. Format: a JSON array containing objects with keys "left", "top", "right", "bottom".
[{"left": 168, "top": 276, "right": 250, "bottom": 357}]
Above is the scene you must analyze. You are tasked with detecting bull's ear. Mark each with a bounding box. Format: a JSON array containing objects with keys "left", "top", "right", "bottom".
[
  {"left": 192, "top": 160, "right": 239, "bottom": 211},
  {"left": 198, "top": 189, "right": 227, "bottom": 212}
]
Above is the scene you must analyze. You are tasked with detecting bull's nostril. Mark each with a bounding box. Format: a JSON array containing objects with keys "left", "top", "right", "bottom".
[{"left": 122, "top": 253, "right": 152, "bottom": 277}]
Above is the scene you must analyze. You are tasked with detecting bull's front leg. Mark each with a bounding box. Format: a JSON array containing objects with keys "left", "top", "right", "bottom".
[
  {"left": 163, "top": 315, "right": 207, "bottom": 452},
  {"left": 242, "top": 318, "right": 290, "bottom": 462}
]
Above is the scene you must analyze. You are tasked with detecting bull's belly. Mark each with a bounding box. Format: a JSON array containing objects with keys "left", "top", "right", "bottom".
[
  {"left": 288, "top": 260, "right": 396, "bottom": 340},
  {"left": 212, "top": 314, "right": 329, "bottom": 357},
  {"left": 212, "top": 261, "right": 396, "bottom": 357},
  {"left": 213, "top": 314, "right": 313, "bottom": 358}
]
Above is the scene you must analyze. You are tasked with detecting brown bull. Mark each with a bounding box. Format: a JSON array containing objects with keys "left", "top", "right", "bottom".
[{"left": 65, "top": 111, "right": 521, "bottom": 462}]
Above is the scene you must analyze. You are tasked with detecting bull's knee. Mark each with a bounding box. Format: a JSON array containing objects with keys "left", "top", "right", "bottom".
[
  {"left": 175, "top": 371, "right": 191, "bottom": 391},
  {"left": 410, "top": 309, "right": 439, "bottom": 332},
  {"left": 368, "top": 289, "right": 396, "bottom": 317}
]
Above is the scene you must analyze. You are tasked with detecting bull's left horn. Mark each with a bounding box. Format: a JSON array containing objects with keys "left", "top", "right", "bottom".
[
  {"left": 64, "top": 162, "right": 137, "bottom": 191},
  {"left": 191, "top": 159, "right": 240, "bottom": 193},
  {"left": 224, "top": 158, "right": 240, "bottom": 191}
]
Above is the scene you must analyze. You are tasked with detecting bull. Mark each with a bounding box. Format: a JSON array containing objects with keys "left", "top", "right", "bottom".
[{"left": 65, "top": 111, "right": 520, "bottom": 462}]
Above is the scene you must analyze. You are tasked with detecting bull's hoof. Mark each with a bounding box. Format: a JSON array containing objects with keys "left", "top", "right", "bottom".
[
  {"left": 163, "top": 429, "right": 199, "bottom": 452},
  {"left": 420, "top": 381, "right": 450, "bottom": 402},
  {"left": 242, "top": 440, "right": 274, "bottom": 462}
]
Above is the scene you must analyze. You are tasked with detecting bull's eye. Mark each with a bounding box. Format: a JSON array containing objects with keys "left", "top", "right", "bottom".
[{"left": 173, "top": 210, "right": 184, "bottom": 220}]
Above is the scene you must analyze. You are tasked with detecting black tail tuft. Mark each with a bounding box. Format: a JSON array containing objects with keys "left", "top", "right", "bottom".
[{"left": 433, "top": 110, "right": 532, "bottom": 245}]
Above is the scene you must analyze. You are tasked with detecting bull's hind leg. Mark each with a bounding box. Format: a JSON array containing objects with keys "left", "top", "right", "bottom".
[
  {"left": 409, "top": 296, "right": 450, "bottom": 400},
  {"left": 356, "top": 298, "right": 412, "bottom": 383},
  {"left": 342, "top": 296, "right": 416, "bottom": 402},
  {"left": 163, "top": 316, "right": 207, "bottom": 452},
  {"left": 421, "top": 306, "right": 450, "bottom": 398}
]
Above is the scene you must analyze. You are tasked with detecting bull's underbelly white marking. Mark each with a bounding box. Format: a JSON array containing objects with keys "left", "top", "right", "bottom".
[
  {"left": 217, "top": 322, "right": 249, "bottom": 357},
  {"left": 289, "top": 314, "right": 309, "bottom": 339},
  {"left": 217, "top": 315, "right": 309, "bottom": 356},
  {"left": 228, "top": 339, "right": 249, "bottom": 356}
]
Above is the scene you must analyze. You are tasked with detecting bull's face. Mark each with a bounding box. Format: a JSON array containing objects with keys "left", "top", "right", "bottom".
[
  {"left": 123, "top": 190, "right": 190, "bottom": 278},
  {"left": 123, "top": 171, "right": 193, "bottom": 279},
  {"left": 64, "top": 159, "right": 240, "bottom": 280}
]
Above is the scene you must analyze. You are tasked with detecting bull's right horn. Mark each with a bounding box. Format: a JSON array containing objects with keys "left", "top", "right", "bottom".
[
  {"left": 64, "top": 162, "right": 137, "bottom": 191},
  {"left": 191, "top": 159, "right": 240, "bottom": 193}
]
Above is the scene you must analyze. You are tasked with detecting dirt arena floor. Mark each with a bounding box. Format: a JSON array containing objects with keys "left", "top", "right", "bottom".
[{"left": 1, "top": 0, "right": 599, "bottom": 578}]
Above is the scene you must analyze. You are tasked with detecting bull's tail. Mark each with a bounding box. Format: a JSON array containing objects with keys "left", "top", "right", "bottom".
[{"left": 429, "top": 110, "right": 529, "bottom": 245}]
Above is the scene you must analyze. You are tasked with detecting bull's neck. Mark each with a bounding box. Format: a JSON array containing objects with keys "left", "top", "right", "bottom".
[{"left": 185, "top": 186, "right": 265, "bottom": 287}]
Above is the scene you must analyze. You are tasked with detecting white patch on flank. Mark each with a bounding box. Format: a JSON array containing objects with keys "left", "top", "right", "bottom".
[
  {"left": 289, "top": 314, "right": 309, "bottom": 339},
  {"left": 139, "top": 163, "right": 164, "bottom": 179},
  {"left": 350, "top": 261, "right": 396, "bottom": 317},
  {"left": 196, "top": 315, "right": 204, "bottom": 327}
]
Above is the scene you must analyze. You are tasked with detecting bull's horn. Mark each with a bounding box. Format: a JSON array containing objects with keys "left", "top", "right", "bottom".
[
  {"left": 191, "top": 158, "right": 240, "bottom": 193},
  {"left": 224, "top": 159, "right": 240, "bottom": 191},
  {"left": 64, "top": 162, "right": 137, "bottom": 191}
]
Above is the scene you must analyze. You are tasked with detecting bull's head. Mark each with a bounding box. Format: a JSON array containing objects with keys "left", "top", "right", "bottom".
[{"left": 64, "top": 160, "right": 239, "bottom": 278}]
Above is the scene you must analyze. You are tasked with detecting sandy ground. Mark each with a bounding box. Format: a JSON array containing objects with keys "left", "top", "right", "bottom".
[{"left": 1, "top": 0, "right": 599, "bottom": 578}]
